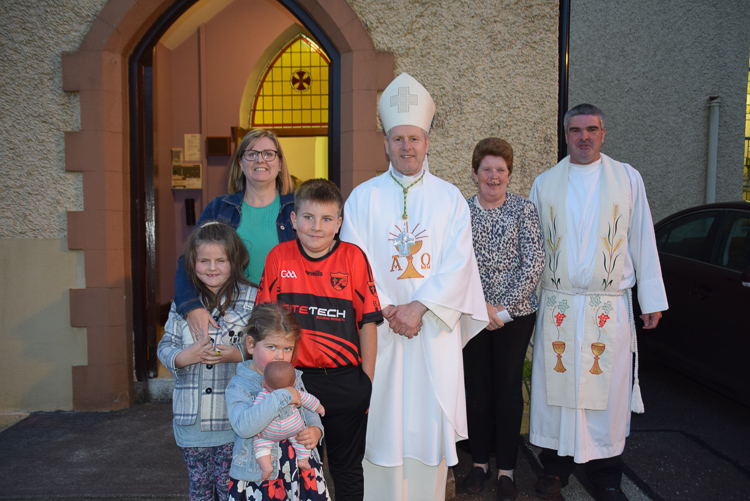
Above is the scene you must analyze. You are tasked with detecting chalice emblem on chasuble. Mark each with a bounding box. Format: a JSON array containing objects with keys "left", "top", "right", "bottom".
[
  {"left": 390, "top": 222, "right": 428, "bottom": 280},
  {"left": 545, "top": 295, "right": 570, "bottom": 373},
  {"left": 588, "top": 296, "right": 613, "bottom": 375}
]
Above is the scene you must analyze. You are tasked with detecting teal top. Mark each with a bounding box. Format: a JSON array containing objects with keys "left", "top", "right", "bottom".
[{"left": 237, "top": 195, "right": 281, "bottom": 285}]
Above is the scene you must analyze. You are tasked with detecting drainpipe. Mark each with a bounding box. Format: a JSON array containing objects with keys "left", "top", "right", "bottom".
[
  {"left": 558, "top": 0, "right": 571, "bottom": 161},
  {"left": 706, "top": 96, "right": 720, "bottom": 204}
]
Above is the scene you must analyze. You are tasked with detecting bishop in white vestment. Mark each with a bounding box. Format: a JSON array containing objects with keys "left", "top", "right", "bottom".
[
  {"left": 528, "top": 104, "right": 668, "bottom": 501},
  {"left": 340, "top": 73, "right": 488, "bottom": 501}
]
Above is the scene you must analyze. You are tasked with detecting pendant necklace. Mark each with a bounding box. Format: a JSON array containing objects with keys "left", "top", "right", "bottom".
[{"left": 390, "top": 170, "right": 425, "bottom": 220}]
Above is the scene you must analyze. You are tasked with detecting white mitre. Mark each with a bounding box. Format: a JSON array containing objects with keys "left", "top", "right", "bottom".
[{"left": 378, "top": 72, "right": 435, "bottom": 135}]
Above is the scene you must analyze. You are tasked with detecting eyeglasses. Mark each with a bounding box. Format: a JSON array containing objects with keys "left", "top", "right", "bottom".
[{"left": 242, "top": 149, "right": 278, "bottom": 162}]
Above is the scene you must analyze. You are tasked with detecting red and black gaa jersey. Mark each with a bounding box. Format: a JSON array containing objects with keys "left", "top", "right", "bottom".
[{"left": 257, "top": 239, "right": 383, "bottom": 369}]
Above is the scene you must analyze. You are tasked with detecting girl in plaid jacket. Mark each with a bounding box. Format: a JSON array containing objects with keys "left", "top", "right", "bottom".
[{"left": 158, "top": 221, "right": 256, "bottom": 501}]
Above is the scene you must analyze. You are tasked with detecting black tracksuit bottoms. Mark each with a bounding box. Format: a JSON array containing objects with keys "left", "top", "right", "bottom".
[{"left": 301, "top": 365, "right": 372, "bottom": 501}]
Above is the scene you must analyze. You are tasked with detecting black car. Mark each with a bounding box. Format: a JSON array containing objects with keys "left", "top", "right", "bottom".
[{"left": 640, "top": 202, "right": 750, "bottom": 407}]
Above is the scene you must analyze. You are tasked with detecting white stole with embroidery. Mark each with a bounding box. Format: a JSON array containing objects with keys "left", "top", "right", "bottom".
[{"left": 538, "top": 154, "right": 631, "bottom": 410}]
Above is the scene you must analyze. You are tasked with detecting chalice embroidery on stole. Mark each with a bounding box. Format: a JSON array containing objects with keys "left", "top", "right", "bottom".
[
  {"left": 546, "top": 295, "right": 570, "bottom": 373},
  {"left": 588, "top": 296, "right": 613, "bottom": 375}
]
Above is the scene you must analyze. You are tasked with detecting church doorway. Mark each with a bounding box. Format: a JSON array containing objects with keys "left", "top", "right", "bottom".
[
  {"left": 128, "top": 0, "right": 340, "bottom": 382},
  {"left": 63, "top": 0, "right": 389, "bottom": 409}
]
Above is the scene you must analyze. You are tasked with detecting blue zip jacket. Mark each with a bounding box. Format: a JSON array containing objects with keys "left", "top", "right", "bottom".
[
  {"left": 226, "top": 360, "right": 323, "bottom": 482},
  {"left": 174, "top": 191, "right": 295, "bottom": 317}
]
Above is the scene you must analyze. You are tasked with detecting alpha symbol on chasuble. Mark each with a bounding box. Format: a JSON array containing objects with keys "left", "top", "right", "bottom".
[{"left": 389, "top": 221, "right": 429, "bottom": 279}]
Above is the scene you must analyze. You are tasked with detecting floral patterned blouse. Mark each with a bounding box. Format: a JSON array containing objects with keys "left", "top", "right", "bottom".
[{"left": 468, "top": 192, "right": 545, "bottom": 318}]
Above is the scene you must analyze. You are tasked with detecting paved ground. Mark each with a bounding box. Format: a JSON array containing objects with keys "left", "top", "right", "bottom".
[
  {"left": 0, "top": 400, "right": 649, "bottom": 501},
  {"left": 3, "top": 347, "right": 749, "bottom": 500}
]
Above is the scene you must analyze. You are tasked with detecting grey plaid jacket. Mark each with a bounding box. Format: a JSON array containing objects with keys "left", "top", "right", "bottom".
[{"left": 158, "top": 284, "right": 257, "bottom": 431}]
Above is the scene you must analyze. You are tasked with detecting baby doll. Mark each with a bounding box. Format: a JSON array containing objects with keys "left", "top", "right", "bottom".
[{"left": 253, "top": 361, "right": 325, "bottom": 479}]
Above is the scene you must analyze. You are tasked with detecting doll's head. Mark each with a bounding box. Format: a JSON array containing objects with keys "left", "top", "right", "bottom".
[{"left": 262, "top": 361, "right": 296, "bottom": 391}]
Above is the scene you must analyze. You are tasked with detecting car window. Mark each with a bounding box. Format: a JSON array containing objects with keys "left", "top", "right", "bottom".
[
  {"left": 715, "top": 211, "right": 750, "bottom": 271},
  {"left": 656, "top": 211, "right": 718, "bottom": 262}
]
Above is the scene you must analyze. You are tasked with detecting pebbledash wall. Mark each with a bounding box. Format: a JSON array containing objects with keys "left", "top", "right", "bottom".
[
  {"left": 0, "top": 0, "right": 559, "bottom": 412},
  {"left": 567, "top": 0, "right": 750, "bottom": 221},
  {"left": 0, "top": 0, "right": 106, "bottom": 412}
]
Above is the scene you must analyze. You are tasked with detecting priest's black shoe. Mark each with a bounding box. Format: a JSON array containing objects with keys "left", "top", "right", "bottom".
[
  {"left": 462, "top": 466, "right": 491, "bottom": 493},
  {"left": 594, "top": 486, "right": 628, "bottom": 501},
  {"left": 496, "top": 475, "right": 519, "bottom": 501},
  {"left": 535, "top": 475, "right": 567, "bottom": 500}
]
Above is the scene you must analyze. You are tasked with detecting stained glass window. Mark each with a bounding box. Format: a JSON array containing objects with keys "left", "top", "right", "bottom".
[{"left": 251, "top": 35, "right": 330, "bottom": 130}]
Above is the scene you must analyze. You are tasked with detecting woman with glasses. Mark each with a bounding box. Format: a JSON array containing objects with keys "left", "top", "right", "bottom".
[{"left": 173, "top": 129, "right": 296, "bottom": 341}]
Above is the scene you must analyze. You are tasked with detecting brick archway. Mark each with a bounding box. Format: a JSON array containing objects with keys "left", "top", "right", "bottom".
[{"left": 62, "top": 0, "right": 393, "bottom": 410}]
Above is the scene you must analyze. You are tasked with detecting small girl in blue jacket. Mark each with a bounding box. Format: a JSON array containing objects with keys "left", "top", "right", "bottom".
[
  {"left": 225, "top": 302, "right": 330, "bottom": 501},
  {"left": 158, "top": 221, "right": 256, "bottom": 501}
]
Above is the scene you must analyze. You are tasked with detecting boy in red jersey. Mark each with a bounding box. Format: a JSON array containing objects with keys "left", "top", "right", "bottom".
[{"left": 256, "top": 178, "right": 382, "bottom": 501}]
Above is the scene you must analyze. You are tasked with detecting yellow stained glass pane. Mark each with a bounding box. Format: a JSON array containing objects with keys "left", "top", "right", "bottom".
[{"left": 252, "top": 34, "right": 330, "bottom": 128}]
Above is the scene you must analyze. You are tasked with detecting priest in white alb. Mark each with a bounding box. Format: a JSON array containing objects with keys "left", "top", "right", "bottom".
[
  {"left": 528, "top": 104, "right": 668, "bottom": 501},
  {"left": 340, "top": 72, "right": 488, "bottom": 501}
]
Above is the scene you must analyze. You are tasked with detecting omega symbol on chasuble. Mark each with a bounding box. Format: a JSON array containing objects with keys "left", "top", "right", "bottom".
[
  {"left": 330, "top": 272, "right": 349, "bottom": 291},
  {"left": 389, "top": 221, "right": 429, "bottom": 280}
]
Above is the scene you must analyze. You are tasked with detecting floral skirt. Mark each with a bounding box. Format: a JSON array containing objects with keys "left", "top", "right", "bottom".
[{"left": 228, "top": 439, "right": 330, "bottom": 501}]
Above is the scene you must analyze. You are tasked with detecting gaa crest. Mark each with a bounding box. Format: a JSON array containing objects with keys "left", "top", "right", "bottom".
[{"left": 330, "top": 272, "right": 349, "bottom": 291}]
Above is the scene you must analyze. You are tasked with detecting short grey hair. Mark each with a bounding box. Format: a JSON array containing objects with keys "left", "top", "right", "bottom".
[
  {"left": 385, "top": 127, "right": 429, "bottom": 140},
  {"left": 563, "top": 103, "right": 605, "bottom": 131}
]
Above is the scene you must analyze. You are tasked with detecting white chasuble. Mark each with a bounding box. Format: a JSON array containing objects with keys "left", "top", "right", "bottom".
[
  {"left": 528, "top": 154, "right": 668, "bottom": 462},
  {"left": 340, "top": 161, "right": 488, "bottom": 468},
  {"left": 537, "top": 155, "right": 630, "bottom": 410}
]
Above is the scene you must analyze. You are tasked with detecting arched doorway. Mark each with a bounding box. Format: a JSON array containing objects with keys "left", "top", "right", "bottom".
[
  {"left": 129, "top": 0, "right": 341, "bottom": 382},
  {"left": 63, "top": 0, "right": 392, "bottom": 410}
]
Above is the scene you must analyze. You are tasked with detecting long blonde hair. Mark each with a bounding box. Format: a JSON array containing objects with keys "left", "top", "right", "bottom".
[{"left": 227, "top": 129, "right": 295, "bottom": 196}]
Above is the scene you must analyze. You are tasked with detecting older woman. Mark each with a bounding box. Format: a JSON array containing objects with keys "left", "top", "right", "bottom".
[
  {"left": 461, "top": 138, "right": 545, "bottom": 500},
  {"left": 174, "top": 129, "right": 296, "bottom": 340}
]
